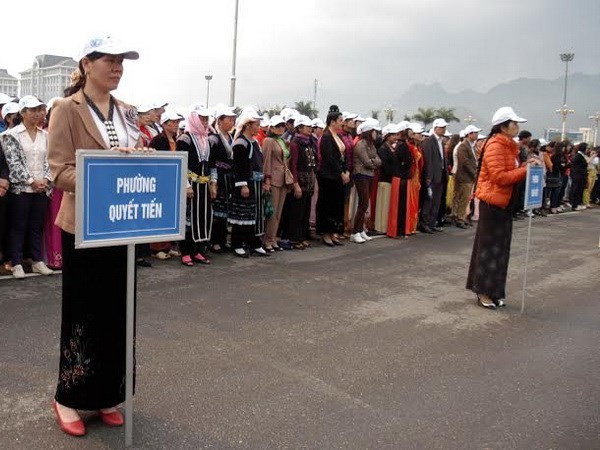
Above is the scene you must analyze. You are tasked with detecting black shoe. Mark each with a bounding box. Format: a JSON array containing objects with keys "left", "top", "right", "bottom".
[
  {"left": 332, "top": 239, "right": 344, "bottom": 246},
  {"left": 421, "top": 225, "right": 435, "bottom": 234},
  {"left": 432, "top": 226, "right": 444, "bottom": 232},
  {"left": 493, "top": 298, "right": 506, "bottom": 307},
  {"left": 456, "top": 222, "right": 468, "bottom": 229},
  {"left": 136, "top": 258, "right": 152, "bottom": 267}
]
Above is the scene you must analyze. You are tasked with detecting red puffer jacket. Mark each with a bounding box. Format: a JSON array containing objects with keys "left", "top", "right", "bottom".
[{"left": 475, "top": 133, "right": 526, "bottom": 208}]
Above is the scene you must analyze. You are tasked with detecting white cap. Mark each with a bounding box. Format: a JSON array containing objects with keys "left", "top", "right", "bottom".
[
  {"left": 432, "top": 118, "right": 449, "bottom": 129},
  {"left": 539, "top": 138, "right": 548, "bottom": 147},
  {"left": 214, "top": 104, "right": 237, "bottom": 119},
  {"left": 477, "top": 134, "right": 486, "bottom": 140},
  {"left": 409, "top": 123, "right": 425, "bottom": 134},
  {"left": 423, "top": 131, "right": 431, "bottom": 137},
  {"left": 235, "top": 110, "right": 262, "bottom": 129},
  {"left": 357, "top": 118, "right": 381, "bottom": 134},
  {"left": 294, "top": 115, "right": 313, "bottom": 128},
  {"left": 269, "top": 115, "right": 286, "bottom": 127},
  {"left": 260, "top": 115, "right": 270, "bottom": 128},
  {"left": 18, "top": 95, "right": 45, "bottom": 112},
  {"left": 280, "top": 108, "right": 299, "bottom": 122},
  {"left": 0, "top": 93, "right": 15, "bottom": 104},
  {"left": 1, "top": 101, "right": 19, "bottom": 119},
  {"left": 137, "top": 104, "right": 156, "bottom": 114},
  {"left": 459, "top": 129, "right": 466, "bottom": 139},
  {"left": 355, "top": 115, "right": 367, "bottom": 122},
  {"left": 312, "top": 118, "right": 325, "bottom": 129},
  {"left": 463, "top": 124, "right": 482, "bottom": 135},
  {"left": 382, "top": 123, "right": 400, "bottom": 138},
  {"left": 491, "top": 106, "right": 527, "bottom": 126},
  {"left": 397, "top": 120, "right": 411, "bottom": 132},
  {"left": 342, "top": 111, "right": 359, "bottom": 121},
  {"left": 178, "top": 120, "right": 187, "bottom": 130},
  {"left": 79, "top": 35, "right": 139, "bottom": 61},
  {"left": 444, "top": 130, "right": 452, "bottom": 137},
  {"left": 160, "top": 111, "right": 184, "bottom": 124},
  {"left": 190, "top": 102, "right": 211, "bottom": 117}
]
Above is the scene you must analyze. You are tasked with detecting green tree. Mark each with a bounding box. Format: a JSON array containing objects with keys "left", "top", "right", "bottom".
[
  {"left": 403, "top": 114, "right": 412, "bottom": 121},
  {"left": 434, "top": 107, "right": 460, "bottom": 123},
  {"left": 258, "top": 105, "right": 283, "bottom": 118},
  {"left": 294, "top": 101, "right": 319, "bottom": 119},
  {"left": 412, "top": 107, "right": 436, "bottom": 129},
  {"left": 371, "top": 110, "right": 380, "bottom": 120}
]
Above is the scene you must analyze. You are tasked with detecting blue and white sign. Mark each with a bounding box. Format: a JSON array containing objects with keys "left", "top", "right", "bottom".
[
  {"left": 524, "top": 165, "right": 544, "bottom": 210},
  {"left": 75, "top": 150, "right": 187, "bottom": 248}
]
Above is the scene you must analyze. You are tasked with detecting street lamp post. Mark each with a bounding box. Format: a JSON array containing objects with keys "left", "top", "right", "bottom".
[
  {"left": 589, "top": 112, "right": 600, "bottom": 147},
  {"left": 229, "top": 0, "right": 240, "bottom": 107},
  {"left": 205, "top": 74, "right": 213, "bottom": 107},
  {"left": 383, "top": 105, "right": 396, "bottom": 124},
  {"left": 313, "top": 79, "right": 318, "bottom": 112},
  {"left": 559, "top": 52, "right": 575, "bottom": 140}
]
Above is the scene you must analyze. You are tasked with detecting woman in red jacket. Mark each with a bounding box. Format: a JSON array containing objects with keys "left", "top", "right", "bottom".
[{"left": 466, "top": 107, "right": 536, "bottom": 309}]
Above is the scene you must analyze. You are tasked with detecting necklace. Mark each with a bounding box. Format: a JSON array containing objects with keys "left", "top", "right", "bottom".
[{"left": 84, "top": 93, "right": 120, "bottom": 148}]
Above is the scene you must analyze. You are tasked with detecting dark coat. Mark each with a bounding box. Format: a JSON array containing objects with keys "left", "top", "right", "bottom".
[
  {"left": 422, "top": 134, "right": 447, "bottom": 185},
  {"left": 317, "top": 131, "right": 346, "bottom": 181},
  {"left": 570, "top": 152, "right": 588, "bottom": 181},
  {"left": 377, "top": 143, "right": 395, "bottom": 183}
]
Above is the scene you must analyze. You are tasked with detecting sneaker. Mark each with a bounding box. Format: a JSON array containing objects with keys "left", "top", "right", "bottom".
[
  {"left": 168, "top": 248, "right": 181, "bottom": 257},
  {"left": 152, "top": 251, "right": 171, "bottom": 260},
  {"left": 573, "top": 205, "right": 586, "bottom": 211},
  {"left": 32, "top": 261, "right": 53, "bottom": 276},
  {"left": 350, "top": 233, "right": 366, "bottom": 244},
  {"left": 12, "top": 264, "right": 25, "bottom": 279},
  {"left": 360, "top": 231, "right": 373, "bottom": 241},
  {"left": 234, "top": 248, "right": 249, "bottom": 258}
]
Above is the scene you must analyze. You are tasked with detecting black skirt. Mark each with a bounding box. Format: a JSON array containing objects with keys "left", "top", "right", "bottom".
[
  {"left": 466, "top": 201, "right": 513, "bottom": 300},
  {"left": 55, "top": 231, "right": 136, "bottom": 410},
  {"left": 316, "top": 176, "right": 344, "bottom": 234}
]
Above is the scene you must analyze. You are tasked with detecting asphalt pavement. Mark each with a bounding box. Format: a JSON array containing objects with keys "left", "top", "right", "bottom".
[{"left": 1, "top": 208, "right": 599, "bottom": 449}]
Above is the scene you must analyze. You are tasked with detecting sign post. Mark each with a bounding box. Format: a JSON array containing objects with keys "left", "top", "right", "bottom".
[
  {"left": 75, "top": 150, "right": 187, "bottom": 446},
  {"left": 521, "top": 165, "right": 544, "bottom": 314}
]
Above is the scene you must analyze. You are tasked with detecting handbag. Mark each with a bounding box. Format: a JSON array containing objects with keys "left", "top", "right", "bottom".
[{"left": 284, "top": 166, "right": 294, "bottom": 186}]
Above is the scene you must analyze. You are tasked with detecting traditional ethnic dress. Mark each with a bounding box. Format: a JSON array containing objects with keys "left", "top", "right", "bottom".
[
  {"left": 406, "top": 142, "right": 423, "bottom": 235},
  {"left": 387, "top": 139, "right": 414, "bottom": 237},
  {"left": 208, "top": 129, "right": 234, "bottom": 248}
]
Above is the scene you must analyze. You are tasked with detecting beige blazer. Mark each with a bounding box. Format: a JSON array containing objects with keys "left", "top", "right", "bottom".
[
  {"left": 48, "top": 90, "right": 141, "bottom": 234},
  {"left": 262, "top": 137, "right": 287, "bottom": 187}
]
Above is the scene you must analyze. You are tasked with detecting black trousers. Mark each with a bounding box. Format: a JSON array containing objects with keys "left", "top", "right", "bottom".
[
  {"left": 231, "top": 224, "right": 261, "bottom": 249},
  {"left": 570, "top": 176, "right": 585, "bottom": 208},
  {"left": 0, "top": 194, "right": 8, "bottom": 261},
  {"left": 282, "top": 191, "right": 312, "bottom": 242},
  {"left": 421, "top": 181, "right": 443, "bottom": 228},
  {"left": 7, "top": 191, "right": 48, "bottom": 265}
]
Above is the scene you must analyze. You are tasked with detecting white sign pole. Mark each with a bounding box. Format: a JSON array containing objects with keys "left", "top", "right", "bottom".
[
  {"left": 520, "top": 212, "right": 533, "bottom": 315},
  {"left": 125, "top": 244, "right": 135, "bottom": 446}
]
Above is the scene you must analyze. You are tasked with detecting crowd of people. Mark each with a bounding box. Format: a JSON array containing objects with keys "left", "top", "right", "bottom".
[
  {"left": 2, "top": 35, "right": 598, "bottom": 438},
  {"left": 1, "top": 92, "right": 598, "bottom": 277}
]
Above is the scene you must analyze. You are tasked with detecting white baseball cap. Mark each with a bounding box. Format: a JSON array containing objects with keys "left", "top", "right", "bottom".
[
  {"left": 355, "top": 116, "right": 367, "bottom": 122},
  {"left": 463, "top": 124, "right": 482, "bottom": 135},
  {"left": 477, "top": 134, "right": 487, "bottom": 140},
  {"left": 160, "top": 111, "right": 184, "bottom": 124},
  {"left": 444, "top": 130, "right": 453, "bottom": 137},
  {"left": 357, "top": 118, "right": 381, "bottom": 134},
  {"left": 382, "top": 123, "right": 400, "bottom": 138},
  {"left": 214, "top": 105, "right": 237, "bottom": 119},
  {"left": 79, "top": 35, "right": 139, "bottom": 61},
  {"left": 294, "top": 115, "right": 313, "bottom": 128},
  {"left": 190, "top": 102, "right": 211, "bottom": 117},
  {"left": 18, "top": 95, "right": 45, "bottom": 112},
  {"left": 409, "top": 123, "right": 425, "bottom": 134},
  {"left": 539, "top": 138, "right": 548, "bottom": 147},
  {"left": 260, "top": 115, "right": 270, "bottom": 128},
  {"left": 342, "top": 111, "right": 359, "bottom": 121},
  {"left": 491, "top": 106, "right": 527, "bottom": 126},
  {"left": 280, "top": 108, "right": 299, "bottom": 122},
  {"left": 312, "top": 118, "right": 325, "bottom": 129},
  {"left": 397, "top": 120, "right": 411, "bottom": 132},
  {"left": 137, "top": 104, "right": 156, "bottom": 114},
  {"left": 0, "top": 93, "right": 15, "bottom": 104},
  {"left": 1, "top": 101, "right": 19, "bottom": 119},
  {"left": 459, "top": 129, "right": 466, "bottom": 139},
  {"left": 432, "top": 118, "right": 449, "bottom": 129},
  {"left": 269, "top": 115, "right": 286, "bottom": 127}
]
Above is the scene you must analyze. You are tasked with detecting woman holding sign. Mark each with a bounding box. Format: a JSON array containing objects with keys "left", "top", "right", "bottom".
[
  {"left": 47, "top": 36, "right": 141, "bottom": 436},
  {"left": 466, "top": 107, "right": 538, "bottom": 310}
]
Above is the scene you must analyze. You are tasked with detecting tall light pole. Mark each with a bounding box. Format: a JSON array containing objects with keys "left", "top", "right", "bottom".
[
  {"left": 589, "top": 112, "right": 600, "bottom": 147},
  {"left": 229, "top": 0, "right": 240, "bottom": 107},
  {"left": 205, "top": 74, "right": 213, "bottom": 107},
  {"left": 313, "top": 79, "right": 318, "bottom": 112},
  {"left": 558, "top": 52, "right": 575, "bottom": 140}
]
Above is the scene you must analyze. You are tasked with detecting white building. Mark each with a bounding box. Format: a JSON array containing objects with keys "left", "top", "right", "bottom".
[
  {"left": 20, "top": 55, "right": 78, "bottom": 102},
  {"left": 0, "top": 69, "right": 18, "bottom": 98}
]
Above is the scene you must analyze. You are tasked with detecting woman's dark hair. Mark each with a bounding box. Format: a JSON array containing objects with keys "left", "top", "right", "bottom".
[
  {"left": 359, "top": 130, "right": 377, "bottom": 146},
  {"left": 528, "top": 139, "right": 540, "bottom": 149},
  {"left": 328, "top": 105, "right": 340, "bottom": 113},
  {"left": 325, "top": 111, "right": 342, "bottom": 127},
  {"left": 547, "top": 140, "right": 556, "bottom": 149},
  {"left": 554, "top": 141, "right": 566, "bottom": 157},
  {"left": 64, "top": 52, "right": 104, "bottom": 97},
  {"left": 577, "top": 142, "right": 588, "bottom": 153}
]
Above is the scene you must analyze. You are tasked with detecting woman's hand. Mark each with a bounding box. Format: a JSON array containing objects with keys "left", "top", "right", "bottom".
[
  {"left": 209, "top": 183, "right": 217, "bottom": 200},
  {"left": 527, "top": 158, "right": 541, "bottom": 166},
  {"left": 262, "top": 181, "right": 271, "bottom": 193},
  {"left": 111, "top": 146, "right": 156, "bottom": 153},
  {"left": 293, "top": 184, "right": 302, "bottom": 199},
  {"left": 31, "top": 179, "right": 47, "bottom": 192},
  {"left": 341, "top": 171, "right": 350, "bottom": 185},
  {"left": 241, "top": 186, "right": 250, "bottom": 198},
  {"left": 186, "top": 187, "right": 194, "bottom": 198}
]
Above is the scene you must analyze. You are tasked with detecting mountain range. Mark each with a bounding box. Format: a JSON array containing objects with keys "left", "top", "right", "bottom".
[{"left": 391, "top": 73, "right": 600, "bottom": 138}]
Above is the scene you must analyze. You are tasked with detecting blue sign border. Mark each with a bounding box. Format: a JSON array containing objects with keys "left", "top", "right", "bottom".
[
  {"left": 524, "top": 165, "right": 544, "bottom": 210},
  {"left": 75, "top": 150, "right": 187, "bottom": 249}
]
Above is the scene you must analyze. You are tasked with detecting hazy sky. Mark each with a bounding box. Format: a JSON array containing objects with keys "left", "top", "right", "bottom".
[{"left": 2, "top": 0, "right": 599, "bottom": 118}]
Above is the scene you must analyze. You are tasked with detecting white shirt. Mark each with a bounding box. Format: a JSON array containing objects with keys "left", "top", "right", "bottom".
[
  {"left": 434, "top": 134, "right": 444, "bottom": 161},
  {"left": 451, "top": 143, "right": 461, "bottom": 175},
  {"left": 8, "top": 124, "right": 47, "bottom": 193}
]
